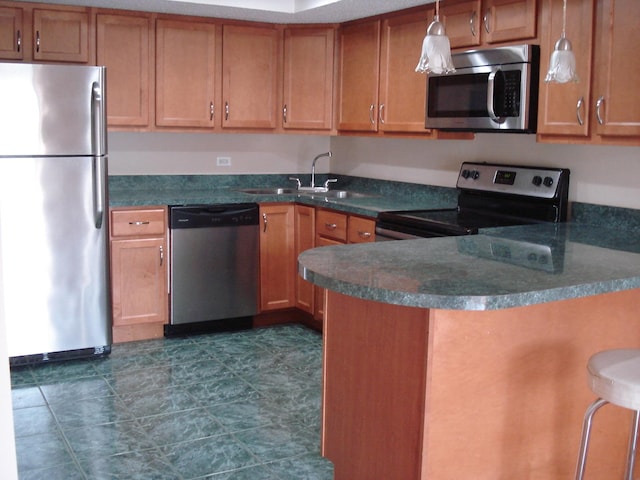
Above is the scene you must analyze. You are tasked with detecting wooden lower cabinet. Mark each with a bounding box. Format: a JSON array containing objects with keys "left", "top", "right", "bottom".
[
  {"left": 110, "top": 206, "right": 168, "bottom": 342},
  {"left": 259, "top": 203, "right": 296, "bottom": 311},
  {"left": 294, "top": 205, "right": 315, "bottom": 313}
]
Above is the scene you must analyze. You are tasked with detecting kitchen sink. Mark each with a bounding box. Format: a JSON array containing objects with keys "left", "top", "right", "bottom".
[
  {"left": 238, "top": 187, "right": 299, "bottom": 195},
  {"left": 238, "top": 187, "right": 374, "bottom": 199}
]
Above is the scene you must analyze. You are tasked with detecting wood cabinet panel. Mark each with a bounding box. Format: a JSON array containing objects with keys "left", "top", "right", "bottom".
[
  {"left": 441, "top": 0, "right": 482, "bottom": 49},
  {"left": 222, "top": 24, "right": 279, "bottom": 129},
  {"left": 32, "top": 8, "right": 89, "bottom": 63},
  {"left": 294, "top": 205, "right": 315, "bottom": 313},
  {"left": 537, "top": 0, "right": 594, "bottom": 137},
  {"left": 110, "top": 206, "right": 168, "bottom": 335},
  {"left": 156, "top": 18, "right": 216, "bottom": 128},
  {"left": 348, "top": 215, "right": 375, "bottom": 243},
  {"left": 316, "top": 208, "right": 347, "bottom": 242},
  {"left": 259, "top": 203, "right": 295, "bottom": 311},
  {"left": 379, "top": 9, "right": 433, "bottom": 132},
  {"left": 593, "top": 0, "right": 640, "bottom": 138},
  {"left": 0, "top": 6, "right": 23, "bottom": 60},
  {"left": 337, "top": 20, "right": 380, "bottom": 132},
  {"left": 97, "top": 12, "right": 152, "bottom": 128},
  {"left": 283, "top": 26, "right": 334, "bottom": 130},
  {"left": 482, "top": 0, "right": 537, "bottom": 44}
]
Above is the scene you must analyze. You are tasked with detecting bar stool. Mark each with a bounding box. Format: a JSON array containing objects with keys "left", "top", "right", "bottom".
[{"left": 575, "top": 349, "right": 640, "bottom": 480}]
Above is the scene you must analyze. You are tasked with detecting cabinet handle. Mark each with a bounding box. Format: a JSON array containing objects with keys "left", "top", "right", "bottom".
[
  {"left": 262, "top": 213, "right": 267, "bottom": 233},
  {"left": 159, "top": 245, "right": 164, "bottom": 266},
  {"left": 283, "top": 104, "right": 288, "bottom": 123},
  {"left": 483, "top": 10, "right": 491, "bottom": 34},
  {"left": 210, "top": 102, "right": 214, "bottom": 121},
  {"left": 36, "top": 30, "right": 40, "bottom": 53},
  {"left": 379, "top": 103, "right": 385, "bottom": 124},
  {"left": 128, "top": 221, "right": 150, "bottom": 226},
  {"left": 470, "top": 11, "right": 477, "bottom": 37},
  {"left": 225, "top": 102, "right": 230, "bottom": 121},
  {"left": 595, "top": 96, "right": 605, "bottom": 125},
  {"left": 576, "top": 96, "right": 585, "bottom": 126},
  {"left": 369, "top": 104, "right": 375, "bottom": 125},
  {"left": 16, "top": 30, "right": 21, "bottom": 52},
  {"left": 325, "top": 223, "right": 337, "bottom": 230},
  {"left": 358, "top": 231, "right": 372, "bottom": 240}
]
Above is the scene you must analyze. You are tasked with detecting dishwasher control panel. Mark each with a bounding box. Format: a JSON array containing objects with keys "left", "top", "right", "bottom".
[{"left": 170, "top": 203, "right": 259, "bottom": 228}]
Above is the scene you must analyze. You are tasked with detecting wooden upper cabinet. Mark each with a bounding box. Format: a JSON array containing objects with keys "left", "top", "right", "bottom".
[
  {"left": 441, "top": 0, "right": 482, "bottom": 49},
  {"left": 32, "top": 8, "right": 90, "bottom": 63},
  {"left": 537, "top": 0, "right": 594, "bottom": 138},
  {"left": 482, "top": 0, "right": 537, "bottom": 44},
  {"left": 97, "top": 12, "right": 153, "bottom": 128},
  {"left": 592, "top": 0, "right": 640, "bottom": 138},
  {"left": 155, "top": 18, "right": 216, "bottom": 128},
  {"left": 337, "top": 20, "right": 381, "bottom": 132},
  {"left": 282, "top": 26, "right": 334, "bottom": 131},
  {"left": 0, "top": 6, "right": 23, "bottom": 60},
  {"left": 442, "top": 0, "right": 536, "bottom": 49},
  {"left": 379, "top": 9, "right": 433, "bottom": 133},
  {"left": 222, "top": 24, "right": 279, "bottom": 129}
]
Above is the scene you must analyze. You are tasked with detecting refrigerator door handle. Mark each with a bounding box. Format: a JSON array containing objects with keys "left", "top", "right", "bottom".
[{"left": 91, "top": 81, "right": 106, "bottom": 229}]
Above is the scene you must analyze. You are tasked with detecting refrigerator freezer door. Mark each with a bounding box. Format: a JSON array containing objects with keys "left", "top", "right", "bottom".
[
  {"left": 0, "top": 63, "right": 106, "bottom": 157},
  {"left": 0, "top": 156, "right": 111, "bottom": 357}
]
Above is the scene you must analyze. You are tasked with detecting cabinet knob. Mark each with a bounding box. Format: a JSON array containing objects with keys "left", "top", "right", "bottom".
[
  {"left": 483, "top": 10, "right": 491, "bottom": 34},
  {"left": 225, "top": 101, "right": 230, "bottom": 121},
  {"left": 358, "top": 231, "right": 372, "bottom": 239},
  {"left": 595, "top": 96, "right": 605, "bottom": 125},
  {"left": 16, "top": 30, "right": 21, "bottom": 52},
  {"left": 210, "top": 102, "right": 214, "bottom": 121},
  {"left": 325, "top": 223, "right": 337, "bottom": 230},
  {"left": 159, "top": 245, "right": 164, "bottom": 266},
  {"left": 576, "top": 96, "right": 585, "bottom": 126},
  {"left": 369, "top": 104, "right": 375, "bottom": 125},
  {"left": 470, "top": 11, "right": 477, "bottom": 37},
  {"left": 36, "top": 30, "right": 40, "bottom": 52},
  {"left": 379, "top": 104, "right": 385, "bottom": 124},
  {"left": 283, "top": 104, "right": 288, "bottom": 123}
]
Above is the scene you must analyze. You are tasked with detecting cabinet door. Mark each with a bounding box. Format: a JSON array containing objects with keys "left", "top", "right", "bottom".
[
  {"left": 156, "top": 18, "right": 216, "bottom": 128},
  {"left": 537, "top": 0, "right": 594, "bottom": 138},
  {"left": 313, "top": 235, "right": 344, "bottom": 321},
  {"left": 222, "top": 24, "right": 278, "bottom": 129},
  {"left": 482, "top": 0, "right": 537, "bottom": 44},
  {"left": 97, "top": 13, "right": 152, "bottom": 128},
  {"left": 441, "top": 0, "right": 482, "bottom": 49},
  {"left": 337, "top": 20, "right": 380, "bottom": 132},
  {"left": 294, "top": 205, "right": 315, "bottom": 313},
  {"left": 32, "top": 8, "right": 89, "bottom": 63},
  {"left": 593, "top": 0, "right": 640, "bottom": 138},
  {"left": 283, "top": 27, "right": 334, "bottom": 130},
  {"left": 259, "top": 204, "right": 295, "bottom": 311},
  {"left": 111, "top": 237, "right": 167, "bottom": 327},
  {"left": 0, "top": 6, "right": 23, "bottom": 60},
  {"left": 379, "top": 9, "right": 433, "bottom": 133}
]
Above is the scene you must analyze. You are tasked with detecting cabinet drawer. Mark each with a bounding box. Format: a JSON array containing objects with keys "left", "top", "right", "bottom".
[
  {"left": 111, "top": 208, "right": 166, "bottom": 237},
  {"left": 348, "top": 216, "right": 375, "bottom": 243},
  {"left": 316, "top": 209, "right": 347, "bottom": 242}
]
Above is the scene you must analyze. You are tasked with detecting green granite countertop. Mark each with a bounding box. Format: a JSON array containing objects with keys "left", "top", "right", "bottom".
[
  {"left": 298, "top": 223, "right": 640, "bottom": 311},
  {"left": 108, "top": 174, "right": 458, "bottom": 217}
]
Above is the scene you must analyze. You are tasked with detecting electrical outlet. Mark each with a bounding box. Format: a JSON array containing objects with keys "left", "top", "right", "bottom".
[{"left": 216, "top": 156, "right": 231, "bottom": 167}]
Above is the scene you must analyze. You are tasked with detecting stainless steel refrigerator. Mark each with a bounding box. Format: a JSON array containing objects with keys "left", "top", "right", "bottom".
[{"left": 0, "top": 63, "right": 111, "bottom": 364}]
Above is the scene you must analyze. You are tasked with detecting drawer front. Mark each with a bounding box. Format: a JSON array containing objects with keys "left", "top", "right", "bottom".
[
  {"left": 111, "top": 208, "right": 166, "bottom": 237},
  {"left": 316, "top": 209, "right": 347, "bottom": 242},
  {"left": 348, "top": 216, "right": 375, "bottom": 243}
]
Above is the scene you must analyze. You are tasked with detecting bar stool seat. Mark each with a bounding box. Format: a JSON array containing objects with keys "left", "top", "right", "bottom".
[{"left": 576, "top": 349, "right": 640, "bottom": 480}]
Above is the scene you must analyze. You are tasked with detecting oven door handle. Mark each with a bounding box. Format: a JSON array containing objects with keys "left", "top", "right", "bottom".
[
  {"left": 375, "top": 226, "right": 423, "bottom": 241},
  {"left": 487, "top": 68, "right": 505, "bottom": 124}
]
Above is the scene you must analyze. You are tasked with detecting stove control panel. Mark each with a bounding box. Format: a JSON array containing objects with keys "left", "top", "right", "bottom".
[{"left": 456, "top": 162, "right": 568, "bottom": 199}]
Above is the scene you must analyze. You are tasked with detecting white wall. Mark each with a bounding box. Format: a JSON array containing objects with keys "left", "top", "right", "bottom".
[{"left": 108, "top": 131, "right": 640, "bottom": 209}]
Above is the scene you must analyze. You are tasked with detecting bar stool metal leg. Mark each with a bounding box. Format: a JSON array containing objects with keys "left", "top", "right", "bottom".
[
  {"left": 575, "top": 398, "right": 609, "bottom": 480},
  {"left": 625, "top": 409, "right": 640, "bottom": 480}
]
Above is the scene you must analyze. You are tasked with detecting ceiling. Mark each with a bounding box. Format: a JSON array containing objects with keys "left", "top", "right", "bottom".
[{"left": 20, "top": 0, "right": 435, "bottom": 23}]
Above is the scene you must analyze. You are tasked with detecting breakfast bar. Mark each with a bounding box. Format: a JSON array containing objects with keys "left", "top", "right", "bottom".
[{"left": 299, "top": 223, "right": 640, "bottom": 480}]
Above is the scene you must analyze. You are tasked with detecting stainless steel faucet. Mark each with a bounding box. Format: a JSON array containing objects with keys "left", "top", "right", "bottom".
[{"left": 311, "top": 151, "right": 332, "bottom": 189}]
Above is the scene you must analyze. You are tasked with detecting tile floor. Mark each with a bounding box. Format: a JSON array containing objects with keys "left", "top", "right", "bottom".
[{"left": 10, "top": 324, "right": 333, "bottom": 479}]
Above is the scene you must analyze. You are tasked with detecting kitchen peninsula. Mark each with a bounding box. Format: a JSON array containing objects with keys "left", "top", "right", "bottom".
[{"left": 299, "top": 223, "right": 640, "bottom": 480}]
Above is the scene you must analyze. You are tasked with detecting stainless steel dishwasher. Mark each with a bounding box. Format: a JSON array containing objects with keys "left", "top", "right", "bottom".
[{"left": 167, "top": 203, "right": 259, "bottom": 335}]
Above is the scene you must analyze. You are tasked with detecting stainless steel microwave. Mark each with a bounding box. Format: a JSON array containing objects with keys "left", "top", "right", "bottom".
[{"left": 426, "top": 44, "right": 540, "bottom": 133}]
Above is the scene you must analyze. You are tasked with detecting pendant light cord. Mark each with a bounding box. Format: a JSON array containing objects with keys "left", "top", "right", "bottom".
[{"left": 561, "top": 0, "right": 567, "bottom": 39}]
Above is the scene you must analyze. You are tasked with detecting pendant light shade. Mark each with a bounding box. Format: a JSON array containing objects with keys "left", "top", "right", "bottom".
[
  {"left": 415, "top": 0, "right": 455, "bottom": 75},
  {"left": 544, "top": 0, "right": 579, "bottom": 83}
]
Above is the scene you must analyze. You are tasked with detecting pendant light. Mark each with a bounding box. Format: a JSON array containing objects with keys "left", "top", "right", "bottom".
[
  {"left": 415, "top": 0, "right": 455, "bottom": 75},
  {"left": 544, "top": 0, "right": 579, "bottom": 83}
]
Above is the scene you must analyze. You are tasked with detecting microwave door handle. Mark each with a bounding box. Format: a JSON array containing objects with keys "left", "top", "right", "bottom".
[{"left": 486, "top": 69, "right": 501, "bottom": 122}]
